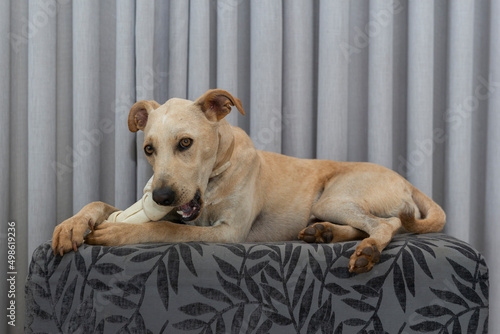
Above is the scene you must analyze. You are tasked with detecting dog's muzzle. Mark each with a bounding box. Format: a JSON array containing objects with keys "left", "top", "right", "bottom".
[{"left": 176, "top": 190, "right": 203, "bottom": 221}]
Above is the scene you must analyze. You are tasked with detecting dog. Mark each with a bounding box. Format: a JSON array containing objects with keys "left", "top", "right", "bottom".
[{"left": 52, "top": 89, "right": 445, "bottom": 273}]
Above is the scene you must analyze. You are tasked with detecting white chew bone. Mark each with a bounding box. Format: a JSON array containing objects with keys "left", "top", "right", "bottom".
[{"left": 107, "top": 176, "right": 173, "bottom": 224}]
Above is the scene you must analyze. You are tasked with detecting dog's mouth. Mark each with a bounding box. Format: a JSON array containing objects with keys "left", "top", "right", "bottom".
[{"left": 176, "top": 190, "right": 202, "bottom": 221}]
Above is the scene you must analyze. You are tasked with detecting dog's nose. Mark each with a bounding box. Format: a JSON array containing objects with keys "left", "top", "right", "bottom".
[{"left": 152, "top": 187, "right": 176, "bottom": 206}]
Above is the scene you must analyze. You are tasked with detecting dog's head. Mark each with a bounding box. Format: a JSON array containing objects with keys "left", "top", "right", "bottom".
[{"left": 128, "top": 89, "right": 245, "bottom": 222}]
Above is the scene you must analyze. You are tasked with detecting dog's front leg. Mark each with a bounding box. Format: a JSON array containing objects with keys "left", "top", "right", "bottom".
[
  {"left": 52, "top": 201, "right": 118, "bottom": 255},
  {"left": 85, "top": 220, "right": 245, "bottom": 246}
]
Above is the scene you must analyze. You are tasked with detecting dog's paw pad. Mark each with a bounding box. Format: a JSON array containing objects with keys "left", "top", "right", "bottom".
[
  {"left": 349, "top": 242, "right": 381, "bottom": 274},
  {"left": 298, "top": 223, "right": 334, "bottom": 243}
]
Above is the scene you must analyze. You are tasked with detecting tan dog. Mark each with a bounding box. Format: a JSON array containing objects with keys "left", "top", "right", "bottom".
[{"left": 52, "top": 89, "right": 445, "bottom": 273}]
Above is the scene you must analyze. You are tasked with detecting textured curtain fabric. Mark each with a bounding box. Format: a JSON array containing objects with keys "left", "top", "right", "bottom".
[{"left": 0, "top": 0, "right": 498, "bottom": 332}]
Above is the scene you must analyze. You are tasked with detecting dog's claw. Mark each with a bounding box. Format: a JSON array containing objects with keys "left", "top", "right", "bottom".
[
  {"left": 59, "top": 247, "right": 64, "bottom": 257},
  {"left": 88, "top": 219, "right": 94, "bottom": 232},
  {"left": 298, "top": 223, "right": 334, "bottom": 243},
  {"left": 73, "top": 241, "right": 78, "bottom": 252}
]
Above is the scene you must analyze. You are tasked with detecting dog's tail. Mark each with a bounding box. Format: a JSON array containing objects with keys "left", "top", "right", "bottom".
[{"left": 399, "top": 186, "right": 446, "bottom": 234}]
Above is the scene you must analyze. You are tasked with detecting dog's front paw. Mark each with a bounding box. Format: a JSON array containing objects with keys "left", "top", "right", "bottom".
[
  {"left": 349, "top": 238, "right": 381, "bottom": 274},
  {"left": 298, "top": 222, "right": 334, "bottom": 243},
  {"left": 85, "top": 222, "right": 143, "bottom": 246},
  {"left": 52, "top": 215, "right": 93, "bottom": 256}
]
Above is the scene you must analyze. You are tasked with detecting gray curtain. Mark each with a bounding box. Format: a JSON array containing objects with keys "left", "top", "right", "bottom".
[{"left": 1, "top": 0, "right": 498, "bottom": 333}]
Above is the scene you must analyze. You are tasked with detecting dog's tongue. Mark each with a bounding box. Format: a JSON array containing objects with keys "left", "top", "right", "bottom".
[
  {"left": 177, "top": 201, "right": 196, "bottom": 218},
  {"left": 179, "top": 202, "right": 193, "bottom": 213},
  {"left": 175, "top": 191, "right": 202, "bottom": 221}
]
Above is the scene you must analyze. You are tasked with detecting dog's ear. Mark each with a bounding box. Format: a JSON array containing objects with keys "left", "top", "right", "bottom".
[
  {"left": 128, "top": 100, "right": 161, "bottom": 132},
  {"left": 195, "top": 89, "right": 245, "bottom": 122}
]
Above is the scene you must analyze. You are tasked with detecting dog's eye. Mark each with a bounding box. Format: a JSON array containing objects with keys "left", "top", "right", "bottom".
[
  {"left": 179, "top": 138, "right": 193, "bottom": 150},
  {"left": 144, "top": 145, "right": 154, "bottom": 156}
]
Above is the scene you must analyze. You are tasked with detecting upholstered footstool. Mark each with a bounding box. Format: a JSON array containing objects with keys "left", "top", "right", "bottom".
[{"left": 25, "top": 233, "right": 488, "bottom": 333}]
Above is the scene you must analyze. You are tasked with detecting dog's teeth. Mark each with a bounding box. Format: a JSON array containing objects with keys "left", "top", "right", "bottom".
[{"left": 176, "top": 210, "right": 183, "bottom": 215}]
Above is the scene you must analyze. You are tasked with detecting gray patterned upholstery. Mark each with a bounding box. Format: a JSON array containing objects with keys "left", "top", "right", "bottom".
[{"left": 25, "top": 233, "right": 488, "bottom": 333}]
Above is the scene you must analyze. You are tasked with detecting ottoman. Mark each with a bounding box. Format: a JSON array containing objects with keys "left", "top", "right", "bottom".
[{"left": 25, "top": 233, "right": 489, "bottom": 333}]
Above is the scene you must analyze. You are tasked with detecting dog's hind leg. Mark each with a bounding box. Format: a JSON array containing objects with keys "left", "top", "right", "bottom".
[
  {"left": 302, "top": 198, "right": 402, "bottom": 273},
  {"left": 299, "top": 222, "right": 367, "bottom": 243},
  {"left": 346, "top": 217, "right": 402, "bottom": 273}
]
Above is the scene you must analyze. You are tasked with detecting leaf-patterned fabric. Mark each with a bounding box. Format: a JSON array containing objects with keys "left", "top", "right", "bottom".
[{"left": 25, "top": 233, "right": 488, "bottom": 333}]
